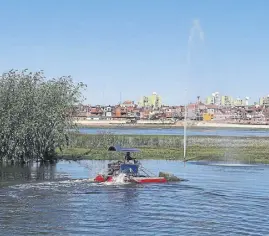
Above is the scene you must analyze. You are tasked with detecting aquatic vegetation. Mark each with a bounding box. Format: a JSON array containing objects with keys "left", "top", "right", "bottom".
[
  {"left": 62, "top": 133, "right": 269, "bottom": 163},
  {"left": 0, "top": 69, "right": 86, "bottom": 164}
]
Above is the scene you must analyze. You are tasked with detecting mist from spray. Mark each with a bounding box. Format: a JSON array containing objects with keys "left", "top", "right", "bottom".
[
  {"left": 185, "top": 19, "right": 205, "bottom": 99},
  {"left": 184, "top": 19, "right": 205, "bottom": 160},
  {"left": 186, "top": 20, "right": 244, "bottom": 164},
  {"left": 187, "top": 19, "right": 205, "bottom": 66},
  {"left": 103, "top": 173, "right": 129, "bottom": 185}
]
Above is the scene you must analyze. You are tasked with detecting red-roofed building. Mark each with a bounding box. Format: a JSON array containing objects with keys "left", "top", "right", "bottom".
[
  {"left": 121, "top": 100, "right": 135, "bottom": 108},
  {"left": 206, "top": 104, "right": 219, "bottom": 114}
]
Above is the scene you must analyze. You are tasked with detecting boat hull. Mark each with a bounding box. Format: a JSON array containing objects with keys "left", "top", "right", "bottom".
[
  {"left": 94, "top": 174, "right": 167, "bottom": 184},
  {"left": 131, "top": 177, "right": 167, "bottom": 183}
]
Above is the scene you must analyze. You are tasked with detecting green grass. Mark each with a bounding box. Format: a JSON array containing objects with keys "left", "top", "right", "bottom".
[{"left": 59, "top": 133, "right": 269, "bottom": 164}]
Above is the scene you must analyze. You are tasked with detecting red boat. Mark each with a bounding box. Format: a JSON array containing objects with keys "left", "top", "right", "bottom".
[{"left": 94, "top": 145, "right": 181, "bottom": 184}]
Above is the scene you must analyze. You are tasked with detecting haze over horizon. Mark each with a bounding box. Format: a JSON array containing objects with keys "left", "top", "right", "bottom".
[{"left": 0, "top": 0, "right": 268, "bottom": 105}]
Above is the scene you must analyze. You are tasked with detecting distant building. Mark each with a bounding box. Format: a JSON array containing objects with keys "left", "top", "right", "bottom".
[
  {"left": 205, "top": 92, "right": 221, "bottom": 106},
  {"left": 206, "top": 104, "right": 219, "bottom": 114},
  {"left": 120, "top": 100, "right": 135, "bottom": 108},
  {"left": 138, "top": 92, "right": 162, "bottom": 109},
  {"left": 233, "top": 98, "right": 244, "bottom": 106},
  {"left": 259, "top": 95, "right": 269, "bottom": 107},
  {"left": 233, "top": 97, "right": 250, "bottom": 106},
  {"left": 103, "top": 106, "right": 112, "bottom": 118},
  {"left": 221, "top": 96, "right": 233, "bottom": 106}
]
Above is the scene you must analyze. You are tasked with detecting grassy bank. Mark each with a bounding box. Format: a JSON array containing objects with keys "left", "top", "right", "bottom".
[{"left": 59, "top": 133, "right": 269, "bottom": 163}]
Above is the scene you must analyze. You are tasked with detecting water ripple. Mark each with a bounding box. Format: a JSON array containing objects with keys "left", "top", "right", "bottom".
[{"left": 1, "top": 160, "right": 269, "bottom": 235}]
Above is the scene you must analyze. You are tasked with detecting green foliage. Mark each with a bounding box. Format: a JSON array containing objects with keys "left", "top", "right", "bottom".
[
  {"left": 0, "top": 69, "right": 86, "bottom": 163},
  {"left": 62, "top": 134, "right": 269, "bottom": 163}
]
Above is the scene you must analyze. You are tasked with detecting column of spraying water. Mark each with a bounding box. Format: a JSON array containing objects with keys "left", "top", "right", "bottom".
[
  {"left": 184, "top": 19, "right": 204, "bottom": 162},
  {"left": 183, "top": 89, "right": 187, "bottom": 161}
]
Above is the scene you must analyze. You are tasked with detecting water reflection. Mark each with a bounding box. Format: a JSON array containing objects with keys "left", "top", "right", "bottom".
[
  {"left": 79, "top": 127, "right": 269, "bottom": 137},
  {"left": 0, "top": 161, "right": 69, "bottom": 187}
]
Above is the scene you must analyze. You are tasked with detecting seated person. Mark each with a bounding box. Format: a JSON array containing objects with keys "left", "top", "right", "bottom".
[{"left": 125, "top": 152, "right": 133, "bottom": 162}]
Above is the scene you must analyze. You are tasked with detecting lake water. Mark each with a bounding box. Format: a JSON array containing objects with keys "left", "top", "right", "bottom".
[
  {"left": 79, "top": 127, "right": 269, "bottom": 137},
  {"left": 1, "top": 160, "right": 269, "bottom": 235}
]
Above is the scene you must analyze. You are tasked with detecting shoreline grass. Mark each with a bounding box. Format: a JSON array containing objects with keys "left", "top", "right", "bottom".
[
  {"left": 60, "top": 147, "right": 269, "bottom": 164},
  {"left": 60, "top": 133, "right": 269, "bottom": 164}
]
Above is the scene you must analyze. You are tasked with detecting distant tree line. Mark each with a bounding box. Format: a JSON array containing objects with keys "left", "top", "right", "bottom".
[{"left": 0, "top": 69, "right": 86, "bottom": 164}]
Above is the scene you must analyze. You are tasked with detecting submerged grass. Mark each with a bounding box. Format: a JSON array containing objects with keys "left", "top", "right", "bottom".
[{"left": 60, "top": 133, "right": 269, "bottom": 163}]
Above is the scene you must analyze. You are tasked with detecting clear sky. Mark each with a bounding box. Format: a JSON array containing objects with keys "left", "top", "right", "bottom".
[{"left": 0, "top": 0, "right": 268, "bottom": 105}]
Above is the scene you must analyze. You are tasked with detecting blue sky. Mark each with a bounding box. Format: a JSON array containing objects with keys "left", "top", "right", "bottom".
[{"left": 0, "top": 0, "right": 268, "bottom": 105}]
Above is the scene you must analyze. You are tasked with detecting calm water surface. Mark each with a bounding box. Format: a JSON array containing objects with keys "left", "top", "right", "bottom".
[
  {"left": 1, "top": 160, "right": 269, "bottom": 235},
  {"left": 79, "top": 127, "right": 269, "bottom": 137}
]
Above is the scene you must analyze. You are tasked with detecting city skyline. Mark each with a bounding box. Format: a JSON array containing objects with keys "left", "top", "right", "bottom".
[
  {"left": 84, "top": 91, "right": 269, "bottom": 107},
  {"left": 0, "top": 1, "right": 268, "bottom": 105}
]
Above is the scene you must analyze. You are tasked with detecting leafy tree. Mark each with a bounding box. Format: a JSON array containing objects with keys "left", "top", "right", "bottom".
[{"left": 0, "top": 69, "right": 86, "bottom": 164}]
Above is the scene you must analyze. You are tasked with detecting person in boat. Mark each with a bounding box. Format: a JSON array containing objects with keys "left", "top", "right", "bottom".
[
  {"left": 125, "top": 152, "right": 133, "bottom": 162},
  {"left": 125, "top": 152, "right": 138, "bottom": 164}
]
